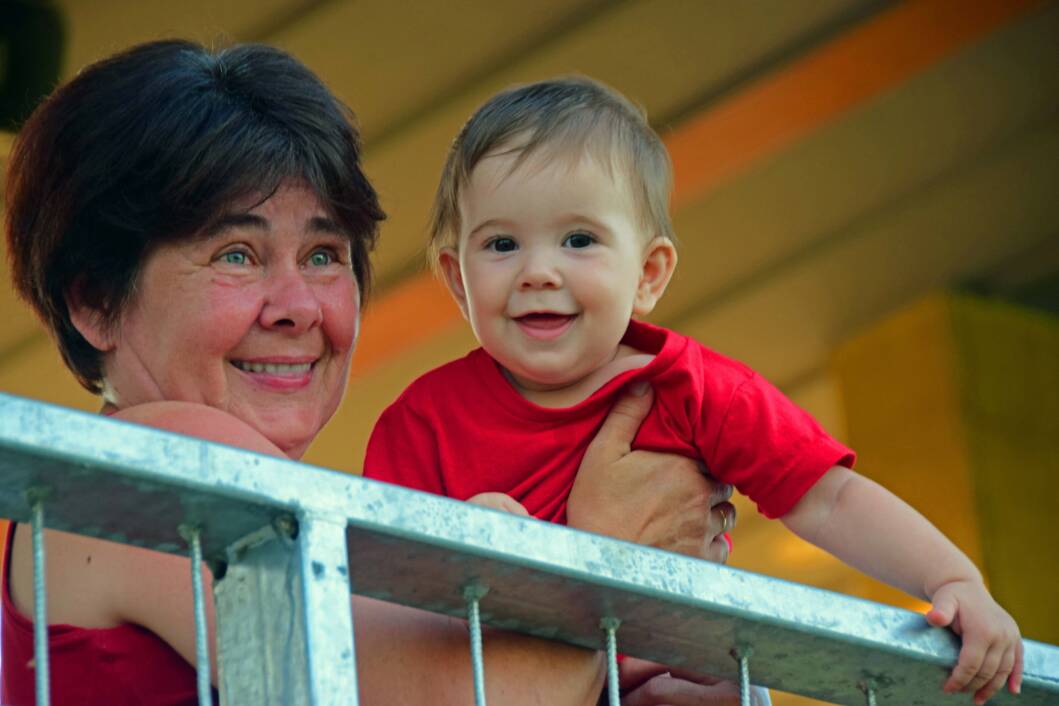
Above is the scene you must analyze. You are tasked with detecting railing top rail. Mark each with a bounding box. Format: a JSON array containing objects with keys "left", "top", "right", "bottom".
[{"left": 1, "top": 392, "right": 1056, "bottom": 705}]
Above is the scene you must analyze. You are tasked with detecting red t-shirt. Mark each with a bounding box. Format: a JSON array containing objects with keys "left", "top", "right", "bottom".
[
  {"left": 365, "top": 320, "right": 854, "bottom": 523},
  {"left": 1, "top": 524, "right": 210, "bottom": 705}
]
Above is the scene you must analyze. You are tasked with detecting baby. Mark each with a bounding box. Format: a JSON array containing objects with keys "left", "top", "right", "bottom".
[{"left": 364, "top": 77, "right": 1022, "bottom": 703}]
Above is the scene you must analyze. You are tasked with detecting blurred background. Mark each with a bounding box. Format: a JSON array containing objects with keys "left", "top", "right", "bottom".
[{"left": 1, "top": 1, "right": 1056, "bottom": 702}]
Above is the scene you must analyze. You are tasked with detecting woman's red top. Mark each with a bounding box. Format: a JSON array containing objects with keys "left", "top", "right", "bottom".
[{"left": 1, "top": 523, "right": 208, "bottom": 705}]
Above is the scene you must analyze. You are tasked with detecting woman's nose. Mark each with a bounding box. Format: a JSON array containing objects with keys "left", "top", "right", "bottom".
[{"left": 259, "top": 267, "right": 323, "bottom": 333}]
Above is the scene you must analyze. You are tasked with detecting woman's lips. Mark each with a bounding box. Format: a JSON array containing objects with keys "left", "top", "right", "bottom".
[
  {"left": 231, "top": 359, "right": 316, "bottom": 389},
  {"left": 514, "top": 313, "right": 576, "bottom": 340}
]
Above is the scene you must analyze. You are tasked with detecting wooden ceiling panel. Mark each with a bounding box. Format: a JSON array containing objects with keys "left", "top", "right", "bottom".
[
  {"left": 356, "top": 0, "right": 874, "bottom": 283},
  {"left": 677, "top": 118, "right": 1059, "bottom": 390},
  {"left": 656, "top": 3, "right": 1059, "bottom": 332},
  {"left": 57, "top": 0, "right": 311, "bottom": 76},
  {"left": 267, "top": 0, "right": 608, "bottom": 142}
]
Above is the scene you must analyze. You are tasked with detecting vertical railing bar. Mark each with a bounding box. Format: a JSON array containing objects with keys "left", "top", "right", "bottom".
[
  {"left": 463, "top": 584, "right": 489, "bottom": 706},
  {"left": 29, "top": 495, "right": 51, "bottom": 706},
  {"left": 731, "top": 647, "right": 752, "bottom": 706},
  {"left": 180, "top": 525, "right": 212, "bottom": 706},
  {"left": 600, "top": 618, "right": 621, "bottom": 706}
]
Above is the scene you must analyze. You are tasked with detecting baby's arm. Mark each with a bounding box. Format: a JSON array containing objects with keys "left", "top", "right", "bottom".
[
  {"left": 467, "top": 492, "right": 530, "bottom": 516},
  {"left": 782, "top": 466, "right": 1022, "bottom": 704}
]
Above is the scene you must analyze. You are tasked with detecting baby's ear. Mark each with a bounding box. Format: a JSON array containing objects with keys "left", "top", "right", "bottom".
[
  {"left": 65, "top": 280, "right": 117, "bottom": 352},
  {"left": 437, "top": 246, "right": 471, "bottom": 320},
  {"left": 634, "top": 237, "right": 677, "bottom": 316}
]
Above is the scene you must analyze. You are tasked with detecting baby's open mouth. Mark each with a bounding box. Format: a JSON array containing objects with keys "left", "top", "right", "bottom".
[
  {"left": 513, "top": 313, "right": 576, "bottom": 340},
  {"left": 515, "top": 313, "right": 576, "bottom": 329}
]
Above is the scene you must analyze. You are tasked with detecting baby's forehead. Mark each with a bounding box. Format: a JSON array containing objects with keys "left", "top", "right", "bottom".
[{"left": 467, "top": 144, "right": 635, "bottom": 196}]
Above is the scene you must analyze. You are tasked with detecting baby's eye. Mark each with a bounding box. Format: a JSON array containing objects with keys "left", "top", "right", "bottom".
[
  {"left": 220, "top": 250, "right": 250, "bottom": 266},
  {"left": 563, "top": 232, "right": 595, "bottom": 249},
  {"left": 487, "top": 237, "right": 518, "bottom": 253}
]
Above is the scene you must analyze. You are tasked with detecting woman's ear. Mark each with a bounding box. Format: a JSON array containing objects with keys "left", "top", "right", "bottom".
[
  {"left": 65, "top": 282, "right": 116, "bottom": 352},
  {"left": 437, "top": 246, "right": 470, "bottom": 320},
  {"left": 634, "top": 237, "right": 678, "bottom": 316}
]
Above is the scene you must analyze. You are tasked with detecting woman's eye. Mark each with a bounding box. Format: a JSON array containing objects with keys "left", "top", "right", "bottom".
[
  {"left": 563, "top": 232, "right": 595, "bottom": 249},
  {"left": 308, "top": 249, "right": 335, "bottom": 267},
  {"left": 220, "top": 250, "right": 249, "bottom": 266},
  {"left": 487, "top": 237, "right": 518, "bottom": 253}
]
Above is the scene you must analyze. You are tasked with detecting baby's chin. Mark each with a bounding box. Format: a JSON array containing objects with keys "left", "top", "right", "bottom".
[
  {"left": 500, "top": 360, "right": 585, "bottom": 393},
  {"left": 509, "top": 370, "right": 578, "bottom": 392}
]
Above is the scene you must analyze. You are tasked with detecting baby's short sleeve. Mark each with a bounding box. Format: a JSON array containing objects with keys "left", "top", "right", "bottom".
[{"left": 705, "top": 373, "right": 855, "bottom": 519}]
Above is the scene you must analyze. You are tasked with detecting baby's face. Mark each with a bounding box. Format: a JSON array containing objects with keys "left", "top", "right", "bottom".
[{"left": 445, "top": 149, "right": 653, "bottom": 393}]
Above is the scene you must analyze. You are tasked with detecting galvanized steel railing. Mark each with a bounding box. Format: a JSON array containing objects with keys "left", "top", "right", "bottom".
[{"left": 0, "top": 392, "right": 1056, "bottom": 706}]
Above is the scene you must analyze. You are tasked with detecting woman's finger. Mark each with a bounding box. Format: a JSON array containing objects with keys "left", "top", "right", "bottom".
[
  {"left": 713, "top": 501, "right": 736, "bottom": 535},
  {"left": 705, "top": 534, "right": 730, "bottom": 564},
  {"left": 622, "top": 673, "right": 741, "bottom": 706},
  {"left": 708, "top": 481, "right": 733, "bottom": 506},
  {"left": 583, "top": 385, "right": 654, "bottom": 463}
]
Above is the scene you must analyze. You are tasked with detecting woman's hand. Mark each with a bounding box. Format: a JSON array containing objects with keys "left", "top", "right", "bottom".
[
  {"left": 621, "top": 670, "right": 770, "bottom": 706},
  {"left": 617, "top": 658, "right": 771, "bottom": 706},
  {"left": 567, "top": 384, "right": 735, "bottom": 562}
]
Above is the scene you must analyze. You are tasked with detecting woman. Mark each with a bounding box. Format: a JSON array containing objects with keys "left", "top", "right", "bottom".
[{"left": 3, "top": 40, "right": 741, "bottom": 705}]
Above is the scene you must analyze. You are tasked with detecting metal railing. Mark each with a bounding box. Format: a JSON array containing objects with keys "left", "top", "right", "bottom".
[{"left": 0, "top": 392, "right": 1056, "bottom": 705}]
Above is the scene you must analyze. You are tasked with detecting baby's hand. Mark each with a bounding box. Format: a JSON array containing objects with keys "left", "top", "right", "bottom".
[
  {"left": 466, "top": 492, "right": 530, "bottom": 517},
  {"left": 926, "top": 579, "right": 1023, "bottom": 704}
]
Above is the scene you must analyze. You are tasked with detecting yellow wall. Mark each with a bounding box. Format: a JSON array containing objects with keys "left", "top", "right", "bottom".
[{"left": 835, "top": 293, "right": 1058, "bottom": 642}]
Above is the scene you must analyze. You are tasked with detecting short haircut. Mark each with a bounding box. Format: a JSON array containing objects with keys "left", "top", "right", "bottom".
[
  {"left": 429, "top": 75, "right": 673, "bottom": 261},
  {"left": 5, "top": 39, "right": 385, "bottom": 393}
]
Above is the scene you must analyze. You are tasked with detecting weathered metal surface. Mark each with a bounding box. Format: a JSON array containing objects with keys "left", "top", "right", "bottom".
[
  {"left": 213, "top": 516, "right": 357, "bottom": 706},
  {"left": 341, "top": 482, "right": 1058, "bottom": 705},
  {"left": 1, "top": 393, "right": 1057, "bottom": 705}
]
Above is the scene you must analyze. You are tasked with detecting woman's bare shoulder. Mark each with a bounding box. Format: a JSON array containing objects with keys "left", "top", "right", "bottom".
[{"left": 111, "top": 401, "right": 285, "bottom": 457}]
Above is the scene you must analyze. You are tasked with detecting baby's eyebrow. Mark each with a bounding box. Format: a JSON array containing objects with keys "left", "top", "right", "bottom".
[{"left": 468, "top": 218, "right": 510, "bottom": 238}]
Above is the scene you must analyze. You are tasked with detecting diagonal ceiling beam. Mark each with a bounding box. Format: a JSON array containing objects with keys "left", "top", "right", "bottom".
[{"left": 350, "top": 0, "right": 1041, "bottom": 380}]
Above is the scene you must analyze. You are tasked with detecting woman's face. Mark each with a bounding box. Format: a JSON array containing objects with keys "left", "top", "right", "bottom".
[{"left": 98, "top": 183, "right": 360, "bottom": 458}]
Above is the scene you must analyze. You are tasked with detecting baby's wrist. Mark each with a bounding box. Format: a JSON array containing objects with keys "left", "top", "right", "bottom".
[{"left": 926, "top": 572, "right": 985, "bottom": 600}]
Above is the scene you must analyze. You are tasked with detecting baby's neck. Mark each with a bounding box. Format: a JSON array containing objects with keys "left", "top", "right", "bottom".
[{"left": 504, "top": 344, "right": 655, "bottom": 408}]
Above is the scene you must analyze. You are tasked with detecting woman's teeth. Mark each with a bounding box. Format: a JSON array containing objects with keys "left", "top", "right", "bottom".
[{"left": 233, "top": 361, "right": 312, "bottom": 375}]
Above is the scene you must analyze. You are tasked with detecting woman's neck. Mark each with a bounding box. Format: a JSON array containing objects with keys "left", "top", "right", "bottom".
[{"left": 504, "top": 343, "right": 654, "bottom": 408}]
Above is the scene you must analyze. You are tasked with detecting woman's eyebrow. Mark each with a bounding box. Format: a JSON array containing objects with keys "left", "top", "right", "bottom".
[
  {"left": 308, "top": 216, "right": 344, "bottom": 234},
  {"left": 201, "top": 213, "right": 345, "bottom": 237}
]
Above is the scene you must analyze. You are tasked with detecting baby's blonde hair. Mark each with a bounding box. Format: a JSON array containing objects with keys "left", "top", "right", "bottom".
[{"left": 429, "top": 76, "right": 674, "bottom": 266}]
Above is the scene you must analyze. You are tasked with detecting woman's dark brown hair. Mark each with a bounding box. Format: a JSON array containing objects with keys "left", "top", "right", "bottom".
[{"left": 5, "top": 39, "right": 385, "bottom": 393}]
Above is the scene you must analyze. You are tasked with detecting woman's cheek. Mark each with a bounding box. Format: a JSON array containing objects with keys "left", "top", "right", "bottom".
[{"left": 322, "top": 280, "right": 359, "bottom": 353}]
